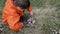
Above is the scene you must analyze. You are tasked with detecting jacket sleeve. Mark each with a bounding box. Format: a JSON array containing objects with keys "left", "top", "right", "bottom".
[
  {"left": 27, "top": 6, "right": 32, "bottom": 13},
  {"left": 7, "top": 8, "right": 23, "bottom": 31}
]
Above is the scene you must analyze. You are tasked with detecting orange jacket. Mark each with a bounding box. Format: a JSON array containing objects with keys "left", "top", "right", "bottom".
[{"left": 2, "top": 0, "right": 32, "bottom": 31}]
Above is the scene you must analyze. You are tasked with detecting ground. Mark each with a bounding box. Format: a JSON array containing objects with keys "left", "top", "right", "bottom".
[{"left": 0, "top": 0, "right": 60, "bottom": 34}]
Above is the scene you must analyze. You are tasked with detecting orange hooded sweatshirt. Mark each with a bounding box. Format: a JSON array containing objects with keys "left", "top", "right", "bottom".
[{"left": 2, "top": 0, "right": 32, "bottom": 31}]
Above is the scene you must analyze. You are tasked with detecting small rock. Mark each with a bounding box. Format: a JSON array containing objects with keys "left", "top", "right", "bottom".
[{"left": 0, "top": 24, "right": 5, "bottom": 33}]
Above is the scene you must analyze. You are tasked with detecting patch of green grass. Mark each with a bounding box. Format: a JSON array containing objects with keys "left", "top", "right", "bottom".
[
  {"left": 49, "top": 0, "right": 60, "bottom": 6},
  {"left": 0, "top": 0, "right": 5, "bottom": 15},
  {"left": 0, "top": 11, "right": 2, "bottom": 15},
  {"left": 30, "top": 0, "right": 60, "bottom": 8},
  {"left": 0, "top": 0, "right": 5, "bottom": 7},
  {"left": 30, "top": 0, "right": 47, "bottom": 7}
]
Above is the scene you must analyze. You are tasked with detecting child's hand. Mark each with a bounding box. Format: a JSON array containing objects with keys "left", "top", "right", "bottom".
[{"left": 30, "top": 11, "right": 33, "bottom": 16}]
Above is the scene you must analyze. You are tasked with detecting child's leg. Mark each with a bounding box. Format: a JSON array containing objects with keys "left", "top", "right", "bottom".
[
  {"left": 9, "top": 22, "right": 23, "bottom": 31},
  {"left": 6, "top": 15, "right": 23, "bottom": 31},
  {"left": 20, "top": 16, "right": 26, "bottom": 22}
]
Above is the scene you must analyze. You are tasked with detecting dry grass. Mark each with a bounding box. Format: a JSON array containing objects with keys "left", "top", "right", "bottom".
[
  {"left": 1, "top": 6, "right": 60, "bottom": 34},
  {"left": 0, "top": 0, "right": 60, "bottom": 34}
]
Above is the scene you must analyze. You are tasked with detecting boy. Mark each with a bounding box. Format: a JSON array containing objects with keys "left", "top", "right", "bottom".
[{"left": 2, "top": 0, "right": 33, "bottom": 31}]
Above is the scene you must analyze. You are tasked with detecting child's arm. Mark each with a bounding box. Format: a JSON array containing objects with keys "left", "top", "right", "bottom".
[{"left": 27, "top": 6, "right": 33, "bottom": 16}]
